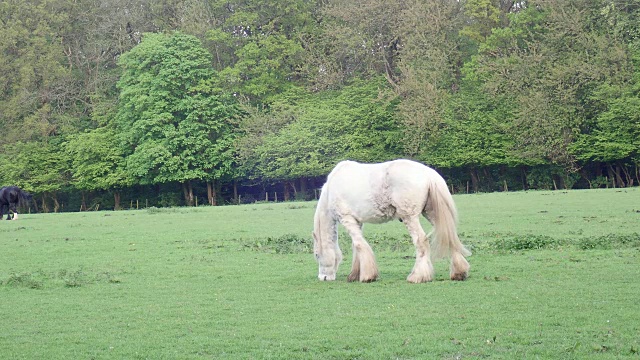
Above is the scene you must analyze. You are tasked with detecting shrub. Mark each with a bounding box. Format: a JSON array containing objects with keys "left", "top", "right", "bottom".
[
  {"left": 492, "top": 234, "right": 563, "bottom": 251},
  {"left": 244, "top": 234, "right": 311, "bottom": 254}
]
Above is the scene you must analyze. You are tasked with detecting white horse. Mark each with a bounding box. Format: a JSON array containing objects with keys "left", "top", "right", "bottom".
[{"left": 312, "top": 159, "right": 471, "bottom": 283}]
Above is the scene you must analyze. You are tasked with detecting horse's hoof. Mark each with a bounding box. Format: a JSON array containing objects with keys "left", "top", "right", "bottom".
[
  {"left": 318, "top": 274, "right": 336, "bottom": 281},
  {"left": 407, "top": 273, "right": 432, "bottom": 283},
  {"left": 450, "top": 272, "right": 468, "bottom": 281}
]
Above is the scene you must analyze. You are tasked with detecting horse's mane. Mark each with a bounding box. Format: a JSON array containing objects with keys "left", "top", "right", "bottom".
[{"left": 313, "top": 184, "right": 330, "bottom": 253}]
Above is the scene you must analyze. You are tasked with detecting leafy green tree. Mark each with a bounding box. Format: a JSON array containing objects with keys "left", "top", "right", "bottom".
[
  {"left": 0, "top": 141, "right": 70, "bottom": 212},
  {"left": 468, "top": 1, "right": 635, "bottom": 171},
  {"left": 115, "top": 32, "right": 237, "bottom": 205},
  {"left": 250, "top": 78, "right": 402, "bottom": 184},
  {"left": 424, "top": 78, "right": 516, "bottom": 191},
  {"left": 207, "top": 0, "right": 314, "bottom": 102},
  {"left": 569, "top": 1, "right": 640, "bottom": 187},
  {"left": 307, "top": 0, "right": 406, "bottom": 89},
  {"left": 460, "top": 0, "right": 501, "bottom": 43},
  {"left": 0, "top": 0, "right": 76, "bottom": 146},
  {"left": 393, "top": 0, "right": 467, "bottom": 157},
  {"left": 572, "top": 82, "right": 640, "bottom": 187},
  {"left": 65, "top": 128, "right": 131, "bottom": 209}
]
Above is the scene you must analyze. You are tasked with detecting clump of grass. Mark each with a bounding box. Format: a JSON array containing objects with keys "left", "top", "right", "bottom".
[
  {"left": 577, "top": 233, "right": 640, "bottom": 250},
  {"left": 57, "top": 268, "right": 89, "bottom": 287},
  {"left": 3, "top": 272, "right": 45, "bottom": 289},
  {"left": 491, "top": 234, "right": 565, "bottom": 251},
  {"left": 146, "top": 206, "right": 203, "bottom": 215},
  {"left": 243, "top": 232, "right": 415, "bottom": 255},
  {"left": 2, "top": 268, "right": 124, "bottom": 289},
  {"left": 243, "top": 234, "right": 311, "bottom": 254},
  {"left": 2, "top": 226, "right": 28, "bottom": 232},
  {"left": 146, "top": 206, "right": 175, "bottom": 214},
  {"left": 286, "top": 203, "right": 312, "bottom": 210},
  {"left": 486, "top": 232, "right": 640, "bottom": 252},
  {"left": 97, "top": 271, "right": 123, "bottom": 284}
]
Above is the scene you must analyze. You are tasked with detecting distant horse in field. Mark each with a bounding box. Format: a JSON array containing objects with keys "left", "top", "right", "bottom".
[
  {"left": 0, "top": 186, "right": 33, "bottom": 220},
  {"left": 312, "top": 159, "right": 471, "bottom": 283}
]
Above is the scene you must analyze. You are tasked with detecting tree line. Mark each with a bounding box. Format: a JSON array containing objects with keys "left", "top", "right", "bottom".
[{"left": 0, "top": 0, "right": 638, "bottom": 211}]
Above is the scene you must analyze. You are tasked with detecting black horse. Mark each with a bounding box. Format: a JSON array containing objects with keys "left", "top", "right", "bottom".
[{"left": 0, "top": 186, "right": 33, "bottom": 220}]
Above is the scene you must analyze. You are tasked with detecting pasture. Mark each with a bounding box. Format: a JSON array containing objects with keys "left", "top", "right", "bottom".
[{"left": 1, "top": 188, "right": 639, "bottom": 359}]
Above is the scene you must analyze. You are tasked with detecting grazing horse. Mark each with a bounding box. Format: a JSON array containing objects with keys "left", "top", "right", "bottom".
[
  {"left": 0, "top": 186, "right": 33, "bottom": 220},
  {"left": 312, "top": 159, "right": 471, "bottom": 283}
]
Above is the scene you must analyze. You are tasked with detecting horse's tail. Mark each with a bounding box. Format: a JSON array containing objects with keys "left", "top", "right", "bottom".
[{"left": 424, "top": 171, "right": 472, "bottom": 260}]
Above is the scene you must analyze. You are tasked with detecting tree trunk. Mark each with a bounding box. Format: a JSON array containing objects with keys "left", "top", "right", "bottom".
[
  {"left": 207, "top": 181, "right": 217, "bottom": 206},
  {"left": 580, "top": 168, "right": 592, "bottom": 189},
  {"left": 80, "top": 192, "right": 87, "bottom": 211},
  {"left": 521, "top": 166, "right": 528, "bottom": 191},
  {"left": 114, "top": 191, "right": 121, "bottom": 210},
  {"left": 233, "top": 180, "right": 238, "bottom": 204},
  {"left": 614, "top": 163, "right": 625, "bottom": 187},
  {"left": 620, "top": 163, "right": 633, "bottom": 187},
  {"left": 283, "top": 182, "right": 291, "bottom": 201},
  {"left": 607, "top": 163, "right": 624, "bottom": 188},
  {"left": 290, "top": 181, "right": 297, "bottom": 199},
  {"left": 207, "top": 181, "right": 213, "bottom": 205},
  {"left": 469, "top": 168, "right": 479, "bottom": 193},
  {"left": 182, "top": 181, "right": 194, "bottom": 206},
  {"left": 482, "top": 168, "right": 494, "bottom": 190},
  {"left": 300, "top": 177, "right": 308, "bottom": 199},
  {"left": 53, "top": 194, "right": 60, "bottom": 213},
  {"left": 31, "top": 196, "right": 39, "bottom": 213},
  {"left": 41, "top": 195, "right": 49, "bottom": 213}
]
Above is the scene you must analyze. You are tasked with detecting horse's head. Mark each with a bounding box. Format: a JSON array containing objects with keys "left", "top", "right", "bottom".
[{"left": 312, "top": 230, "right": 341, "bottom": 281}]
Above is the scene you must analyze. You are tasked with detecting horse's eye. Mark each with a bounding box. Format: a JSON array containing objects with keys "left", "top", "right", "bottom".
[{"left": 314, "top": 253, "right": 319, "bottom": 260}]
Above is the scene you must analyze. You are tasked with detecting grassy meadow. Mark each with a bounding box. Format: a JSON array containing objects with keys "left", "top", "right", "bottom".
[{"left": 1, "top": 188, "right": 639, "bottom": 359}]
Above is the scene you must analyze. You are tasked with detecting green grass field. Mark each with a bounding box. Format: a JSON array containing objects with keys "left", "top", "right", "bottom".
[{"left": 1, "top": 188, "right": 639, "bottom": 359}]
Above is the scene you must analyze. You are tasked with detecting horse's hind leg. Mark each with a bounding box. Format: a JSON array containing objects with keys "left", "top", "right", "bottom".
[
  {"left": 403, "top": 216, "right": 434, "bottom": 283},
  {"left": 450, "top": 252, "right": 469, "bottom": 281},
  {"left": 341, "top": 216, "right": 378, "bottom": 282}
]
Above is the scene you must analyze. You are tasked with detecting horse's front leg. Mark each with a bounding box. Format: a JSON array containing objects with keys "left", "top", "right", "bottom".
[
  {"left": 403, "top": 216, "right": 434, "bottom": 283},
  {"left": 341, "top": 216, "right": 378, "bottom": 282},
  {"left": 8, "top": 205, "right": 18, "bottom": 220}
]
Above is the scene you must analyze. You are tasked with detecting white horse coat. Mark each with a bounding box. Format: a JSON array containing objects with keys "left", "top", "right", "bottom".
[{"left": 313, "top": 159, "right": 471, "bottom": 283}]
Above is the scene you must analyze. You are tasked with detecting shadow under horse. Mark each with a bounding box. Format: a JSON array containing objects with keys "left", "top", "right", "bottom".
[{"left": 0, "top": 186, "right": 33, "bottom": 220}]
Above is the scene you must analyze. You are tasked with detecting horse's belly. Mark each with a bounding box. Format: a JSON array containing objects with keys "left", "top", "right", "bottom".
[
  {"left": 335, "top": 195, "right": 396, "bottom": 224},
  {"left": 359, "top": 212, "right": 394, "bottom": 224}
]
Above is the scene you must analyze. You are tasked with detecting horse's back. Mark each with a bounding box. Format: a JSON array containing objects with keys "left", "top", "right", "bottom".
[
  {"left": 324, "top": 159, "right": 435, "bottom": 222},
  {"left": 327, "top": 160, "right": 382, "bottom": 192},
  {"left": 386, "top": 160, "right": 446, "bottom": 194},
  {"left": 0, "top": 186, "right": 28, "bottom": 204}
]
